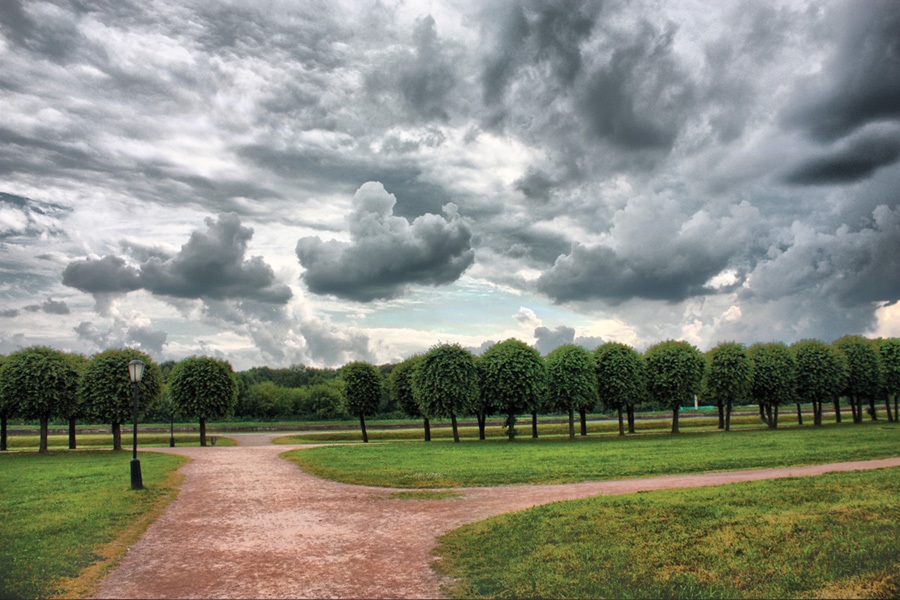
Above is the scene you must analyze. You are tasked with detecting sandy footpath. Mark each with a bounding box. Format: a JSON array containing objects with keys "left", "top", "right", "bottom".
[{"left": 92, "top": 433, "right": 900, "bottom": 599}]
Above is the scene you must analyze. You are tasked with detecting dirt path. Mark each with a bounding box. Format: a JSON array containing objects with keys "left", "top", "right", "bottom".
[{"left": 92, "top": 435, "right": 900, "bottom": 599}]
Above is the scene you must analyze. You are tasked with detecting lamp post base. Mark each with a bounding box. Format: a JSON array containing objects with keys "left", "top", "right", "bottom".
[{"left": 130, "top": 458, "right": 143, "bottom": 490}]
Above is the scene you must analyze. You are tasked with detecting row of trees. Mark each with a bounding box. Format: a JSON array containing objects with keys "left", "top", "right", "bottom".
[
  {"left": 340, "top": 335, "right": 900, "bottom": 442},
  {"left": 0, "top": 348, "right": 237, "bottom": 452}
]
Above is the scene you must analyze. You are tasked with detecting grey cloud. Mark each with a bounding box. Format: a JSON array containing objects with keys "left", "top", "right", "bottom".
[
  {"left": 299, "top": 320, "right": 374, "bottom": 368},
  {"left": 514, "top": 168, "right": 556, "bottom": 202},
  {"left": 0, "top": 309, "right": 20, "bottom": 318},
  {"left": 62, "top": 255, "right": 143, "bottom": 295},
  {"left": 784, "top": 128, "right": 900, "bottom": 185},
  {"left": 296, "top": 182, "right": 474, "bottom": 302},
  {"left": 533, "top": 324, "right": 605, "bottom": 356},
  {"left": 126, "top": 325, "right": 167, "bottom": 356},
  {"left": 24, "top": 298, "right": 70, "bottom": 315},
  {"left": 782, "top": 0, "right": 900, "bottom": 142},
  {"left": 73, "top": 320, "right": 167, "bottom": 356}
]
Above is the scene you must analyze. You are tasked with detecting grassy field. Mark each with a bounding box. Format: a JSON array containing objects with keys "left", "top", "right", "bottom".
[
  {"left": 0, "top": 451, "right": 189, "bottom": 599},
  {"left": 4, "top": 433, "right": 237, "bottom": 450},
  {"left": 434, "top": 466, "right": 900, "bottom": 599},
  {"left": 282, "top": 423, "right": 900, "bottom": 488}
]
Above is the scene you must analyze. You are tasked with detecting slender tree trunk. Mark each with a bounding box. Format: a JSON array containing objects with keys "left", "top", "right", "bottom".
[
  {"left": 813, "top": 401, "right": 821, "bottom": 426},
  {"left": 450, "top": 412, "right": 459, "bottom": 443},
  {"left": 531, "top": 411, "right": 538, "bottom": 439},
  {"left": 112, "top": 422, "right": 122, "bottom": 451},
  {"left": 627, "top": 406, "right": 635, "bottom": 433},
  {"left": 868, "top": 397, "right": 878, "bottom": 421},
  {"left": 568, "top": 409, "right": 575, "bottom": 440},
  {"left": 579, "top": 408, "right": 587, "bottom": 436},
  {"left": 894, "top": 395, "right": 898, "bottom": 422},
  {"left": 834, "top": 398, "right": 842, "bottom": 423},
  {"left": 885, "top": 397, "right": 894, "bottom": 423},
  {"left": 69, "top": 418, "right": 77, "bottom": 449},
  {"left": 479, "top": 413, "right": 487, "bottom": 440},
  {"left": 725, "top": 400, "right": 732, "bottom": 431},
  {"left": 765, "top": 404, "right": 774, "bottom": 429},
  {"left": 773, "top": 404, "right": 779, "bottom": 429},
  {"left": 423, "top": 417, "right": 431, "bottom": 442},
  {"left": 39, "top": 416, "right": 49, "bottom": 453},
  {"left": 200, "top": 418, "right": 207, "bottom": 446},
  {"left": 759, "top": 403, "right": 767, "bottom": 424},
  {"left": 717, "top": 401, "right": 724, "bottom": 429},
  {"left": 850, "top": 396, "right": 859, "bottom": 423},
  {"left": 359, "top": 414, "right": 368, "bottom": 443},
  {"left": 671, "top": 407, "right": 680, "bottom": 434},
  {"left": 617, "top": 406, "right": 624, "bottom": 436},
  {"left": 795, "top": 403, "right": 803, "bottom": 426},
  {"left": 1, "top": 415, "right": 7, "bottom": 451},
  {"left": 506, "top": 413, "right": 515, "bottom": 441}
]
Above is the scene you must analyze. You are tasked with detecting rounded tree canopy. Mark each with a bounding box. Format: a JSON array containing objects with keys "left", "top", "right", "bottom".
[
  {"left": 390, "top": 355, "right": 423, "bottom": 419},
  {"left": 169, "top": 356, "right": 238, "bottom": 420},
  {"left": 545, "top": 344, "right": 597, "bottom": 413},
  {"left": 834, "top": 335, "right": 883, "bottom": 399},
  {"left": 644, "top": 340, "right": 705, "bottom": 410},
  {"left": 748, "top": 342, "right": 797, "bottom": 408},
  {"left": 593, "top": 342, "right": 644, "bottom": 411},
  {"left": 479, "top": 338, "right": 546, "bottom": 416},
  {"left": 877, "top": 337, "right": 900, "bottom": 394},
  {"left": 705, "top": 342, "right": 751, "bottom": 406},
  {"left": 413, "top": 343, "right": 478, "bottom": 420},
  {"left": 81, "top": 348, "right": 162, "bottom": 424},
  {"left": 0, "top": 346, "right": 82, "bottom": 420},
  {"left": 791, "top": 339, "right": 846, "bottom": 404},
  {"left": 341, "top": 361, "right": 383, "bottom": 418}
]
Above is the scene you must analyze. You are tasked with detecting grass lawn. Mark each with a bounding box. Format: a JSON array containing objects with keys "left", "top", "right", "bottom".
[
  {"left": 5, "top": 433, "right": 237, "bottom": 451},
  {"left": 434, "top": 467, "right": 900, "bottom": 599},
  {"left": 0, "top": 451, "right": 189, "bottom": 599},
  {"left": 283, "top": 423, "right": 900, "bottom": 488}
]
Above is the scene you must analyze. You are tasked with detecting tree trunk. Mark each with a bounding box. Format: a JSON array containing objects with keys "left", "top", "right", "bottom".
[
  {"left": 725, "top": 400, "right": 732, "bottom": 431},
  {"left": 813, "top": 401, "right": 821, "bottom": 426},
  {"left": 868, "top": 397, "right": 878, "bottom": 421},
  {"left": 894, "top": 395, "right": 898, "bottom": 422},
  {"left": 795, "top": 403, "right": 803, "bottom": 426},
  {"left": 765, "top": 404, "right": 774, "bottom": 429},
  {"left": 568, "top": 409, "right": 575, "bottom": 440},
  {"left": 69, "top": 418, "right": 77, "bottom": 450},
  {"left": 671, "top": 407, "right": 680, "bottom": 434},
  {"left": 478, "top": 413, "right": 487, "bottom": 440},
  {"left": 850, "top": 396, "right": 860, "bottom": 423},
  {"left": 423, "top": 417, "right": 431, "bottom": 442},
  {"left": 39, "top": 416, "right": 49, "bottom": 453},
  {"left": 531, "top": 411, "right": 538, "bottom": 439},
  {"left": 717, "top": 401, "right": 724, "bottom": 429},
  {"left": 772, "top": 404, "right": 779, "bottom": 429},
  {"left": 450, "top": 413, "right": 459, "bottom": 443},
  {"left": 627, "top": 406, "right": 635, "bottom": 433},
  {"left": 617, "top": 406, "right": 624, "bottom": 436},
  {"left": 834, "top": 398, "right": 842, "bottom": 423},
  {"left": 112, "top": 422, "right": 122, "bottom": 451},
  {"left": 579, "top": 408, "right": 587, "bottom": 436},
  {"left": 885, "top": 397, "right": 894, "bottom": 423},
  {"left": 200, "top": 418, "right": 207, "bottom": 446},
  {"left": 506, "top": 413, "right": 515, "bottom": 441},
  {"left": 359, "top": 414, "right": 368, "bottom": 443},
  {"left": 759, "top": 403, "right": 767, "bottom": 424},
  {"left": 1, "top": 415, "right": 7, "bottom": 451}
]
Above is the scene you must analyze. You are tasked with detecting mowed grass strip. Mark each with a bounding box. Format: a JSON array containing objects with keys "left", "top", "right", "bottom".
[
  {"left": 434, "top": 467, "right": 900, "bottom": 599},
  {"left": 283, "top": 423, "right": 900, "bottom": 488},
  {"left": 5, "top": 433, "right": 237, "bottom": 450},
  {"left": 0, "top": 451, "right": 189, "bottom": 599}
]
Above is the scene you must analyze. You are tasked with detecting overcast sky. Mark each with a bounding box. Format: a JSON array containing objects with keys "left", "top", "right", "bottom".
[{"left": 1, "top": 0, "right": 899, "bottom": 370}]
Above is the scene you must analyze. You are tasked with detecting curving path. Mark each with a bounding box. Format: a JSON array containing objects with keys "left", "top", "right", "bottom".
[{"left": 93, "top": 434, "right": 900, "bottom": 599}]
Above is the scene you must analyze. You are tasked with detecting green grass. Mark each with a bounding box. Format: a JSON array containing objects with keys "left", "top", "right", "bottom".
[
  {"left": 385, "top": 490, "right": 464, "bottom": 500},
  {"left": 0, "top": 451, "right": 189, "bottom": 599},
  {"left": 434, "top": 467, "right": 900, "bottom": 599},
  {"left": 4, "top": 433, "right": 237, "bottom": 450},
  {"left": 283, "top": 423, "right": 900, "bottom": 488}
]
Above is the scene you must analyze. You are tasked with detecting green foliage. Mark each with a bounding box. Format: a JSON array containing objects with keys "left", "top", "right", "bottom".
[
  {"left": 705, "top": 342, "right": 751, "bottom": 407},
  {"left": 341, "top": 361, "right": 383, "bottom": 418},
  {"left": 479, "top": 338, "right": 547, "bottom": 417},
  {"left": 169, "top": 356, "right": 238, "bottom": 420},
  {"left": 0, "top": 346, "right": 82, "bottom": 421},
  {"left": 834, "top": 335, "right": 883, "bottom": 400},
  {"left": 413, "top": 343, "right": 479, "bottom": 421},
  {"left": 545, "top": 344, "right": 597, "bottom": 412},
  {"left": 791, "top": 339, "right": 846, "bottom": 405},
  {"left": 390, "top": 355, "right": 424, "bottom": 418},
  {"left": 593, "top": 342, "right": 644, "bottom": 411},
  {"left": 748, "top": 342, "right": 797, "bottom": 408},
  {"left": 301, "top": 381, "right": 347, "bottom": 420},
  {"left": 81, "top": 348, "right": 162, "bottom": 424},
  {"left": 643, "top": 340, "right": 705, "bottom": 410}
]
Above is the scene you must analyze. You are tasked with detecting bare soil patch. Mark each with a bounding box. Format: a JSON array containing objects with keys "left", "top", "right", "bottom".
[{"left": 92, "top": 434, "right": 900, "bottom": 599}]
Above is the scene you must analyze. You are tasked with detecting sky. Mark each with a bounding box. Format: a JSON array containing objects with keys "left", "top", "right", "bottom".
[{"left": 1, "top": 0, "right": 899, "bottom": 370}]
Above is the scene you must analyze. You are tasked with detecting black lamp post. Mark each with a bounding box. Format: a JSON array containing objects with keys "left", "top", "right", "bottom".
[{"left": 127, "top": 359, "right": 145, "bottom": 490}]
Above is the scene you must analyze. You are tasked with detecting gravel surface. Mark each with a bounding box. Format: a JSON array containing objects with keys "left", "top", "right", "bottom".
[{"left": 92, "top": 434, "right": 900, "bottom": 599}]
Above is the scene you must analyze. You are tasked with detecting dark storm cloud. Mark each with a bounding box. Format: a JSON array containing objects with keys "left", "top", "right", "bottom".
[
  {"left": 62, "top": 213, "right": 291, "bottom": 304},
  {"left": 296, "top": 182, "right": 474, "bottom": 302},
  {"left": 784, "top": 128, "right": 900, "bottom": 185},
  {"left": 126, "top": 325, "right": 168, "bottom": 356},
  {"left": 782, "top": 0, "right": 900, "bottom": 142}
]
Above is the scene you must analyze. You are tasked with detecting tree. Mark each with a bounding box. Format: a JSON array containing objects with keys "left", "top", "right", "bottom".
[
  {"left": 594, "top": 342, "right": 645, "bottom": 435},
  {"left": 877, "top": 337, "right": 900, "bottom": 422},
  {"left": 791, "top": 339, "right": 846, "bottom": 426},
  {"left": 834, "top": 335, "right": 883, "bottom": 423},
  {"left": 479, "top": 339, "right": 546, "bottom": 441},
  {"left": 341, "top": 361, "right": 382, "bottom": 443},
  {"left": 705, "top": 342, "right": 751, "bottom": 431},
  {"left": 0, "top": 347, "right": 82, "bottom": 452},
  {"left": 169, "top": 356, "right": 238, "bottom": 446},
  {"left": 545, "top": 345, "right": 596, "bottom": 440},
  {"left": 413, "top": 343, "right": 478, "bottom": 443},
  {"left": 0, "top": 354, "right": 13, "bottom": 452},
  {"left": 644, "top": 340, "right": 705, "bottom": 434},
  {"left": 390, "top": 355, "right": 430, "bottom": 440},
  {"left": 748, "top": 342, "right": 796, "bottom": 429},
  {"left": 82, "top": 348, "right": 162, "bottom": 450},
  {"left": 300, "top": 382, "right": 346, "bottom": 420}
]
